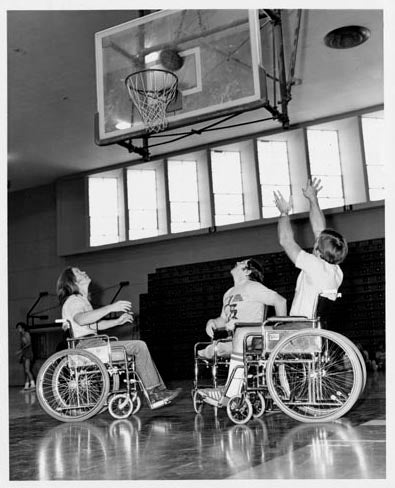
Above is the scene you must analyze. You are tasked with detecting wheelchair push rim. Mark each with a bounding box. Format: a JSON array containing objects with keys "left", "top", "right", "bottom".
[
  {"left": 265, "top": 329, "right": 364, "bottom": 423},
  {"left": 36, "top": 349, "right": 110, "bottom": 422}
]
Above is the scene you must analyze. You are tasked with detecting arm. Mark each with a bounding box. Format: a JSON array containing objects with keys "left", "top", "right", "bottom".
[
  {"left": 97, "top": 312, "right": 134, "bottom": 331},
  {"left": 273, "top": 191, "right": 302, "bottom": 264},
  {"left": 73, "top": 300, "right": 132, "bottom": 326},
  {"left": 271, "top": 292, "right": 287, "bottom": 316},
  {"left": 205, "top": 316, "right": 226, "bottom": 338},
  {"left": 302, "top": 177, "right": 326, "bottom": 238}
]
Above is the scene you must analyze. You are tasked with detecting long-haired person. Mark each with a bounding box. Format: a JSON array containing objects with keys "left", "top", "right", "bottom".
[{"left": 56, "top": 266, "right": 180, "bottom": 409}]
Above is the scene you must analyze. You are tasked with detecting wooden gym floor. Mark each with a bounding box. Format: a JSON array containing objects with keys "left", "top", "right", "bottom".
[{"left": 8, "top": 371, "right": 386, "bottom": 481}]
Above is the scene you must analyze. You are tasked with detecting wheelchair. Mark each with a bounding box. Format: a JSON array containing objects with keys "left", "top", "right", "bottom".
[
  {"left": 36, "top": 320, "right": 157, "bottom": 422},
  {"left": 192, "top": 294, "right": 367, "bottom": 425}
]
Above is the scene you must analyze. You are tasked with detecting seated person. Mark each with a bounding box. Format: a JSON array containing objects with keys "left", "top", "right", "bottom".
[
  {"left": 57, "top": 266, "right": 180, "bottom": 409},
  {"left": 198, "top": 258, "right": 286, "bottom": 360},
  {"left": 199, "top": 178, "right": 348, "bottom": 406},
  {"left": 198, "top": 259, "right": 287, "bottom": 405},
  {"left": 274, "top": 178, "right": 348, "bottom": 317}
]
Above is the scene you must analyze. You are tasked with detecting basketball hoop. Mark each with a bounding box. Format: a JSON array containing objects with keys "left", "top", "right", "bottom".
[{"left": 125, "top": 69, "right": 178, "bottom": 133}]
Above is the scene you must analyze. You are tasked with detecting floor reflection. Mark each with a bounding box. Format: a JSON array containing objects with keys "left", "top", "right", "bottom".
[{"left": 9, "top": 372, "right": 386, "bottom": 480}]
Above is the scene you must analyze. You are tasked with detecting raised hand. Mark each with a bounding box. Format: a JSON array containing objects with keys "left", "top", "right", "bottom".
[
  {"left": 117, "top": 312, "right": 134, "bottom": 326},
  {"left": 273, "top": 190, "right": 293, "bottom": 216},
  {"left": 302, "top": 177, "right": 322, "bottom": 201},
  {"left": 111, "top": 300, "right": 132, "bottom": 313}
]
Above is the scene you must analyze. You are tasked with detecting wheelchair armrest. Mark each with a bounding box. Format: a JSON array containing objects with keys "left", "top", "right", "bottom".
[
  {"left": 233, "top": 322, "right": 262, "bottom": 329},
  {"left": 264, "top": 316, "right": 315, "bottom": 325}
]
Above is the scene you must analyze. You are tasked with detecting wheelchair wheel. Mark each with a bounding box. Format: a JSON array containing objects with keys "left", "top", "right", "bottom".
[
  {"left": 248, "top": 391, "right": 265, "bottom": 418},
  {"left": 36, "top": 349, "right": 110, "bottom": 422},
  {"left": 226, "top": 395, "right": 253, "bottom": 425},
  {"left": 193, "top": 390, "right": 205, "bottom": 414},
  {"left": 329, "top": 333, "right": 367, "bottom": 394},
  {"left": 266, "top": 329, "right": 363, "bottom": 423},
  {"left": 108, "top": 393, "right": 134, "bottom": 419}
]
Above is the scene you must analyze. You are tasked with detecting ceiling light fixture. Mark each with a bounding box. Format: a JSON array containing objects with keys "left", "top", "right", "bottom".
[{"left": 324, "top": 25, "right": 370, "bottom": 49}]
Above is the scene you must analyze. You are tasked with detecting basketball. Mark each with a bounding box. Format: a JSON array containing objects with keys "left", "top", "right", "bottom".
[{"left": 159, "top": 48, "right": 184, "bottom": 71}]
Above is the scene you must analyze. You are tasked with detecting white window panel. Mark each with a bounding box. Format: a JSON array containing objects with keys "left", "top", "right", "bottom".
[
  {"left": 211, "top": 151, "right": 243, "bottom": 194},
  {"left": 127, "top": 169, "right": 159, "bottom": 239},
  {"left": 171, "top": 222, "right": 201, "bottom": 233},
  {"left": 362, "top": 117, "right": 383, "bottom": 165},
  {"left": 127, "top": 170, "right": 157, "bottom": 209},
  {"left": 307, "top": 130, "right": 342, "bottom": 175},
  {"left": 261, "top": 184, "right": 291, "bottom": 207},
  {"left": 129, "top": 209, "right": 158, "bottom": 239},
  {"left": 214, "top": 194, "right": 244, "bottom": 216},
  {"left": 170, "top": 202, "right": 199, "bottom": 223},
  {"left": 215, "top": 214, "right": 244, "bottom": 226},
  {"left": 89, "top": 216, "right": 119, "bottom": 246},
  {"left": 369, "top": 188, "right": 385, "bottom": 201},
  {"left": 257, "top": 140, "right": 291, "bottom": 218},
  {"left": 318, "top": 197, "right": 345, "bottom": 210},
  {"left": 307, "top": 129, "right": 344, "bottom": 209},
  {"left": 257, "top": 140, "right": 290, "bottom": 184},
  {"left": 366, "top": 165, "right": 384, "bottom": 190},
  {"left": 211, "top": 150, "right": 244, "bottom": 226},
  {"left": 88, "top": 177, "right": 120, "bottom": 246},
  {"left": 315, "top": 175, "right": 344, "bottom": 198},
  {"left": 362, "top": 116, "right": 384, "bottom": 201},
  {"left": 168, "top": 160, "right": 200, "bottom": 232},
  {"left": 168, "top": 160, "right": 199, "bottom": 201},
  {"left": 262, "top": 206, "right": 279, "bottom": 219}
]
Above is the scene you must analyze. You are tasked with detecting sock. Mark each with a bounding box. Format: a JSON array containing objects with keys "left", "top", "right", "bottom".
[{"left": 225, "top": 353, "right": 244, "bottom": 398}]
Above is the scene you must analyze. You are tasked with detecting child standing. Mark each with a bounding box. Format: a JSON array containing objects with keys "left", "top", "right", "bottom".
[{"left": 15, "top": 322, "right": 35, "bottom": 391}]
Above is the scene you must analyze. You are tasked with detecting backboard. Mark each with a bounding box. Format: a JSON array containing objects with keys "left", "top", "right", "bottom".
[{"left": 95, "top": 10, "right": 267, "bottom": 145}]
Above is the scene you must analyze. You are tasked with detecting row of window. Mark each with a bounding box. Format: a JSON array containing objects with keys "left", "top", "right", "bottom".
[{"left": 88, "top": 111, "right": 384, "bottom": 247}]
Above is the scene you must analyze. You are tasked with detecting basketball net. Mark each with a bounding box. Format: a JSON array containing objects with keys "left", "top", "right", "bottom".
[{"left": 125, "top": 69, "right": 178, "bottom": 133}]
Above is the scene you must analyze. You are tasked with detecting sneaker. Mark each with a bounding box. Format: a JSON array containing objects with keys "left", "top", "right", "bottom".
[
  {"left": 149, "top": 388, "right": 181, "bottom": 410},
  {"left": 29, "top": 381, "right": 36, "bottom": 390},
  {"left": 23, "top": 382, "right": 30, "bottom": 391},
  {"left": 198, "top": 387, "right": 228, "bottom": 407}
]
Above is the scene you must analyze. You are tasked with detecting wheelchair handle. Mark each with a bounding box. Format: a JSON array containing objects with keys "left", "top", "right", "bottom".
[{"left": 263, "top": 316, "right": 319, "bottom": 328}]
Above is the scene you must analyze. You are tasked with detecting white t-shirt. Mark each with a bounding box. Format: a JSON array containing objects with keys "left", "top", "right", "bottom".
[
  {"left": 62, "top": 294, "right": 98, "bottom": 338},
  {"left": 290, "top": 250, "right": 343, "bottom": 318},
  {"left": 222, "top": 280, "right": 280, "bottom": 326}
]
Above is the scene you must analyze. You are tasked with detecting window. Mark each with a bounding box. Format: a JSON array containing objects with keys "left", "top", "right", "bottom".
[
  {"left": 361, "top": 116, "right": 384, "bottom": 201},
  {"left": 168, "top": 159, "right": 200, "bottom": 233},
  {"left": 307, "top": 129, "right": 344, "bottom": 209},
  {"left": 211, "top": 150, "right": 244, "bottom": 225},
  {"left": 127, "top": 169, "right": 159, "bottom": 239},
  {"left": 88, "top": 177, "right": 121, "bottom": 246},
  {"left": 257, "top": 140, "right": 291, "bottom": 218}
]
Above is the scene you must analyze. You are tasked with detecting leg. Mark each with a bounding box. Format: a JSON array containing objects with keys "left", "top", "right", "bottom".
[
  {"left": 24, "top": 358, "right": 35, "bottom": 386},
  {"left": 225, "top": 326, "right": 262, "bottom": 398},
  {"left": 115, "top": 340, "right": 181, "bottom": 409},
  {"left": 115, "top": 340, "right": 165, "bottom": 391},
  {"left": 198, "top": 341, "right": 232, "bottom": 359},
  {"left": 198, "top": 326, "right": 261, "bottom": 405}
]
